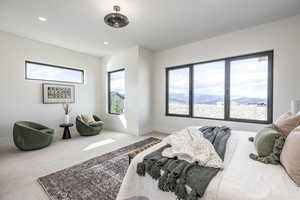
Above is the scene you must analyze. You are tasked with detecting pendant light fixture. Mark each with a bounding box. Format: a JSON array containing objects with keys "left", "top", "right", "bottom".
[{"left": 104, "top": 5, "right": 129, "bottom": 28}]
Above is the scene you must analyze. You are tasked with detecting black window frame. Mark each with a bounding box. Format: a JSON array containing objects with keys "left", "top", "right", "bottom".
[
  {"left": 108, "top": 68, "right": 125, "bottom": 115},
  {"left": 165, "top": 50, "right": 273, "bottom": 124},
  {"left": 25, "top": 61, "right": 85, "bottom": 84}
]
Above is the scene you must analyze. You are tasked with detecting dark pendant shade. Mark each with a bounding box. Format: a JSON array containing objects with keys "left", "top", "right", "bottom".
[{"left": 104, "top": 6, "right": 129, "bottom": 28}]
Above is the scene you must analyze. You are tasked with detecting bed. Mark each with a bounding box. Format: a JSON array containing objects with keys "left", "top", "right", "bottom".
[{"left": 117, "top": 127, "right": 300, "bottom": 200}]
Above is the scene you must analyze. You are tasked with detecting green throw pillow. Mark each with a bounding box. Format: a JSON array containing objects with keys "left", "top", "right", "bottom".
[
  {"left": 253, "top": 124, "right": 281, "bottom": 157},
  {"left": 249, "top": 135, "right": 285, "bottom": 165}
]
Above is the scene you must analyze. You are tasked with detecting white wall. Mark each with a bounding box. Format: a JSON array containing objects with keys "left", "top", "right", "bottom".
[
  {"left": 138, "top": 48, "right": 154, "bottom": 134},
  {"left": 100, "top": 46, "right": 139, "bottom": 135},
  {"left": 99, "top": 46, "right": 153, "bottom": 136},
  {"left": 0, "top": 31, "right": 102, "bottom": 146},
  {"left": 152, "top": 15, "right": 300, "bottom": 133}
]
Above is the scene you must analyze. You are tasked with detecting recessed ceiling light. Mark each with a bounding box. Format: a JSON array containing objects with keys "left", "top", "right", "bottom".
[
  {"left": 38, "top": 17, "right": 47, "bottom": 22},
  {"left": 104, "top": 41, "right": 109, "bottom": 45}
]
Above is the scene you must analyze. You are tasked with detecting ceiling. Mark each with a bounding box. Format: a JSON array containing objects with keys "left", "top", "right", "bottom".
[{"left": 0, "top": 0, "right": 300, "bottom": 57}]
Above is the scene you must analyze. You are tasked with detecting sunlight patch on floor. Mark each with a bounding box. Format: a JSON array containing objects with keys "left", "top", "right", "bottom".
[{"left": 83, "top": 138, "right": 116, "bottom": 151}]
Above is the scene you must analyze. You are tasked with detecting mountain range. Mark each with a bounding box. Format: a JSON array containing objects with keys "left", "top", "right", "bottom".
[{"left": 169, "top": 93, "right": 266, "bottom": 105}]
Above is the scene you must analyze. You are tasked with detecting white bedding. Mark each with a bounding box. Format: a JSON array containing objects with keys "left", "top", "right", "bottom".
[{"left": 117, "top": 127, "right": 300, "bottom": 200}]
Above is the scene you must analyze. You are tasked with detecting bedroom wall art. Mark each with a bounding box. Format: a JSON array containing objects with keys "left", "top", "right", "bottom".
[{"left": 43, "top": 83, "right": 75, "bottom": 104}]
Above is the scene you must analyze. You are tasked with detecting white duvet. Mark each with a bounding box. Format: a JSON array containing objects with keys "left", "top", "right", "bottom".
[{"left": 117, "top": 127, "right": 300, "bottom": 200}]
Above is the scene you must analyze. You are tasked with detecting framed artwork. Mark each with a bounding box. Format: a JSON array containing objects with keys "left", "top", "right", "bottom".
[{"left": 43, "top": 83, "right": 75, "bottom": 104}]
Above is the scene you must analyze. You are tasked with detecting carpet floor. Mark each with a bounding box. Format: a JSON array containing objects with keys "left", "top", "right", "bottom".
[{"left": 38, "top": 137, "right": 160, "bottom": 200}]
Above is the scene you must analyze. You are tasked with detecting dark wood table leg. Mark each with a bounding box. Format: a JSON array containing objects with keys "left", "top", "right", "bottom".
[
  {"left": 128, "top": 155, "right": 132, "bottom": 164},
  {"left": 62, "top": 127, "right": 71, "bottom": 139}
]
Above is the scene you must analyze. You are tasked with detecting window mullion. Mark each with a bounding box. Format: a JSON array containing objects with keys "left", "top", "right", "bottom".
[
  {"left": 189, "top": 65, "right": 194, "bottom": 117},
  {"left": 267, "top": 53, "right": 274, "bottom": 123},
  {"left": 108, "top": 72, "right": 111, "bottom": 114},
  {"left": 165, "top": 69, "right": 169, "bottom": 115},
  {"left": 224, "top": 59, "right": 230, "bottom": 120}
]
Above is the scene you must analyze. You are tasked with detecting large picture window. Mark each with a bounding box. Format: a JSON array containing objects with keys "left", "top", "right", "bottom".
[
  {"left": 166, "top": 51, "right": 273, "bottom": 124},
  {"left": 108, "top": 69, "right": 125, "bottom": 115},
  {"left": 25, "top": 61, "right": 84, "bottom": 84}
]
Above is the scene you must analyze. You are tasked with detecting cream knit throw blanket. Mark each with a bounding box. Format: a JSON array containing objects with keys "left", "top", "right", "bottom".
[{"left": 162, "top": 127, "right": 224, "bottom": 169}]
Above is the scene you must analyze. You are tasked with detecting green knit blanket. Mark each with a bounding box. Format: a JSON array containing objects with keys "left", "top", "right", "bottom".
[{"left": 136, "top": 126, "right": 231, "bottom": 200}]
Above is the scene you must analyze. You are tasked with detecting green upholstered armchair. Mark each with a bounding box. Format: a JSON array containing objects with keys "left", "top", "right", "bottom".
[
  {"left": 76, "top": 115, "right": 104, "bottom": 136},
  {"left": 13, "top": 121, "right": 54, "bottom": 151}
]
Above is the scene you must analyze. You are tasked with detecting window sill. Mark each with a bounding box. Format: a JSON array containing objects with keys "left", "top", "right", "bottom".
[
  {"left": 165, "top": 114, "right": 271, "bottom": 124},
  {"left": 108, "top": 113, "right": 122, "bottom": 116}
]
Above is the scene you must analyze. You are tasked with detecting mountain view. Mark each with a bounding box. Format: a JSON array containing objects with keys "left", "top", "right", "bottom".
[
  {"left": 169, "top": 93, "right": 267, "bottom": 105},
  {"left": 167, "top": 56, "right": 269, "bottom": 120}
]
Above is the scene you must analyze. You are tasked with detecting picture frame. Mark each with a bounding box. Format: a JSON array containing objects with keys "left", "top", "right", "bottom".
[{"left": 43, "top": 83, "right": 75, "bottom": 104}]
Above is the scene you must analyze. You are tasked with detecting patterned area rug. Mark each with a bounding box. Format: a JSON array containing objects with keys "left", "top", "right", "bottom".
[{"left": 38, "top": 137, "right": 160, "bottom": 200}]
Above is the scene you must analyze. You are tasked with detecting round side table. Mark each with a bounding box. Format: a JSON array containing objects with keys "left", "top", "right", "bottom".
[{"left": 59, "top": 123, "right": 74, "bottom": 139}]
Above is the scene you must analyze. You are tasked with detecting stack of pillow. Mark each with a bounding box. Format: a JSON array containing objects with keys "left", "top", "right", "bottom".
[
  {"left": 80, "top": 113, "right": 96, "bottom": 124},
  {"left": 250, "top": 111, "right": 300, "bottom": 187}
]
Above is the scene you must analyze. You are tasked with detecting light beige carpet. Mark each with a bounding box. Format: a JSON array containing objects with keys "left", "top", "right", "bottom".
[{"left": 0, "top": 130, "right": 166, "bottom": 200}]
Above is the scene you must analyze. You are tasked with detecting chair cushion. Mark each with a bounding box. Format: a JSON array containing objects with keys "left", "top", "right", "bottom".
[
  {"left": 281, "top": 125, "right": 300, "bottom": 186},
  {"left": 81, "top": 113, "right": 95, "bottom": 123},
  {"left": 254, "top": 124, "right": 281, "bottom": 157},
  {"left": 274, "top": 112, "right": 300, "bottom": 136}
]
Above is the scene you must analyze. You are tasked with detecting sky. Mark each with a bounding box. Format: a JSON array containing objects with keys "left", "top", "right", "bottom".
[
  {"left": 27, "top": 62, "right": 83, "bottom": 83},
  {"left": 110, "top": 70, "right": 125, "bottom": 94},
  {"left": 169, "top": 57, "right": 268, "bottom": 99}
]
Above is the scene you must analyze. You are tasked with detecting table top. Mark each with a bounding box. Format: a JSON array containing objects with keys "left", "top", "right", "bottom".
[
  {"left": 59, "top": 123, "right": 74, "bottom": 128},
  {"left": 128, "top": 140, "right": 161, "bottom": 158}
]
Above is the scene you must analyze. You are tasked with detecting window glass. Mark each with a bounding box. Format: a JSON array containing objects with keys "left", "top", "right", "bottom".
[
  {"left": 26, "top": 61, "right": 84, "bottom": 84},
  {"left": 109, "top": 70, "right": 125, "bottom": 114},
  {"left": 230, "top": 56, "right": 269, "bottom": 121},
  {"left": 193, "top": 61, "right": 225, "bottom": 118},
  {"left": 168, "top": 67, "right": 190, "bottom": 115}
]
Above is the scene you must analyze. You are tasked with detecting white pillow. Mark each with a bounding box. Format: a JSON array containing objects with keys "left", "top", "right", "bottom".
[{"left": 81, "top": 113, "right": 95, "bottom": 123}]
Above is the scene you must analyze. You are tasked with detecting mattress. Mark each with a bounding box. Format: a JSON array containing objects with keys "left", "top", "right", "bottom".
[{"left": 117, "top": 127, "right": 300, "bottom": 200}]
